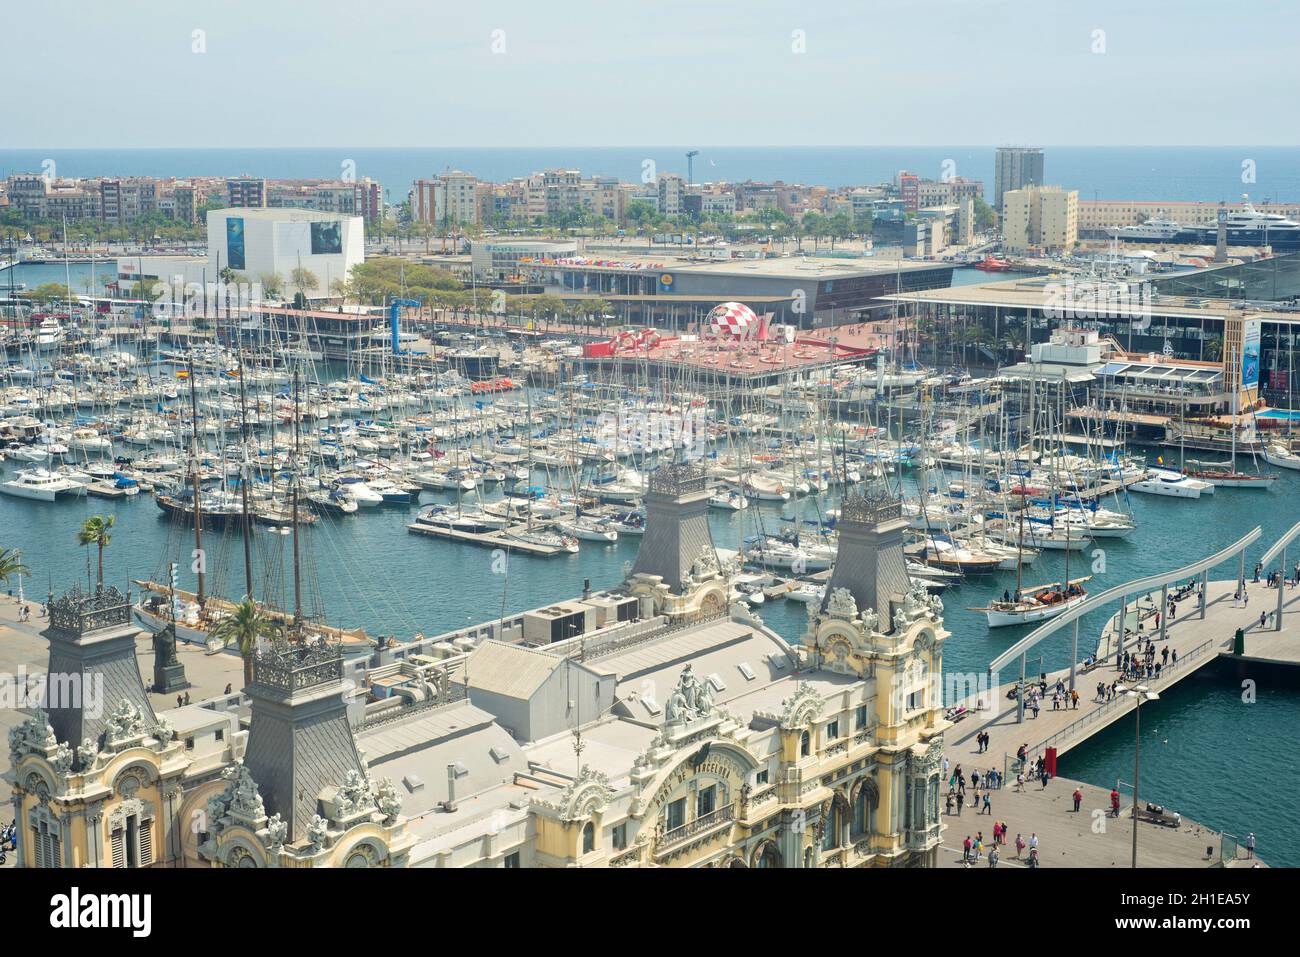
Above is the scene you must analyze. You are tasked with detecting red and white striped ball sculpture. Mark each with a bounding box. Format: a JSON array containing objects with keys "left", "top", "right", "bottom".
[{"left": 705, "top": 301, "right": 758, "bottom": 341}]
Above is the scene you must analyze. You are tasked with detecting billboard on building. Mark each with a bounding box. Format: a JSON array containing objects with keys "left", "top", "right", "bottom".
[
  {"left": 1241, "top": 317, "right": 1261, "bottom": 389},
  {"left": 226, "top": 217, "right": 245, "bottom": 271},
  {"left": 310, "top": 220, "right": 343, "bottom": 255}
]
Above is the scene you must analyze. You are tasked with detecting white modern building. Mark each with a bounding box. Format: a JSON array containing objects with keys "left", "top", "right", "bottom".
[{"left": 206, "top": 207, "right": 364, "bottom": 298}]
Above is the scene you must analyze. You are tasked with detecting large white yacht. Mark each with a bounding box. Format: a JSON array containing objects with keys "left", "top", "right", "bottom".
[
  {"left": 1112, "top": 218, "right": 1183, "bottom": 241},
  {"left": 0, "top": 467, "right": 87, "bottom": 501},
  {"left": 34, "top": 318, "right": 66, "bottom": 353},
  {"left": 1188, "top": 199, "right": 1300, "bottom": 248}
]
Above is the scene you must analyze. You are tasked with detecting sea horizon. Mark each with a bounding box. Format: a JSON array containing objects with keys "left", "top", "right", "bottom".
[{"left": 4, "top": 145, "right": 1300, "bottom": 203}]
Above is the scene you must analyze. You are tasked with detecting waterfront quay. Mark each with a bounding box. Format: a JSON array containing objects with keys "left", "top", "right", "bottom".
[{"left": 940, "top": 523, "right": 1300, "bottom": 866}]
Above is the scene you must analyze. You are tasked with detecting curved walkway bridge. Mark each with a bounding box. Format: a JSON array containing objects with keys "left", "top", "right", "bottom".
[{"left": 948, "top": 520, "right": 1300, "bottom": 766}]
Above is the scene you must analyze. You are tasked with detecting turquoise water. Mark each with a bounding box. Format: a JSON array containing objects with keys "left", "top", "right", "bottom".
[{"left": 2, "top": 443, "right": 1298, "bottom": 861}]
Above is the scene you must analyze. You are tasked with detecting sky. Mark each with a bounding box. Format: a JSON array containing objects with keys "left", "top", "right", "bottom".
[{"left": 7, "top": 0, "right": 1299, "bottom": 148}]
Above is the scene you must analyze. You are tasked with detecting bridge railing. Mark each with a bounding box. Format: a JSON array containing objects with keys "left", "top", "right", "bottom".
[{"left": 1006, "top": 638, "right": 1215, "bottom": 771}]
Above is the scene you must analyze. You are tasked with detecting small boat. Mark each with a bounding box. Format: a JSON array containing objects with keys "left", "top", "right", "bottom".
[
  {"left": 333, "top": 476, "right": 384, "bottom": 507},
  {"left": 784, "top": 582, "right": 824, "bottom": 604},
  {"left": 709, "top": 489, "right": 749, "bottom": 511},
  {"left": 1182, "top": 462, "right": 1277, "bottom": 489},
  {"left": 1263, "top": 444, "right": 1300, "bottom": 470},
  {"left": 919, "top": 538, "right": 1003, "bottom": 574},
  {"left": 308, "top": 488, "right": 359, "bottom": 514},
  {"left": 556, "top": 516, "right": 619, "bottom": 542},
  {"left": 974, "top": 577, "right": 1091, "bottom": 628},
  {"left": 0, "top": 467, "right": 87, "bottom": 501},
  {"left": 1129, "top": 468, "right": 1212, "bottom": 499}
]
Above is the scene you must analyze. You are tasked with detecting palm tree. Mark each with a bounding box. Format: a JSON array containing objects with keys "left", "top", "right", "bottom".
[
  {"left": 77, "top": 515, "right": 115, "bottom": 588},
  {"left": 208, "top": 596, "right": 280, "bottom": 688},
  {"left": 0, "top": 547, "right": 29, "bottom": 586}
]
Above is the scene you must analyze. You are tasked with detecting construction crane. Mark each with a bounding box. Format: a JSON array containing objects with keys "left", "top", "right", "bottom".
[{"left": 686, "top": 150, "right": 700, "bottom": 186}]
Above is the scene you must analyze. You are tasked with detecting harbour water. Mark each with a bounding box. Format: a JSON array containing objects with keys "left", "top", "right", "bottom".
[
  {"left": 1, "top": 436, "right": 1297, "bottom": 862},
  {"left": 3, "top": 146, "right": 1299, "bottom": 203}
]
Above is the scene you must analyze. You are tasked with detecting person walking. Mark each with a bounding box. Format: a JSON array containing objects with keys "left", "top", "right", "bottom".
[
  {"left": 1015, "top": 770, "right": 1025, "bottom": 792},
  {"left": 1110, "top": 788, "right": 1121, "bottom": 818},
  {"left": 1014, "top": 833, "right": 1025, "bottom": 859},
  {"left": 988, "top": 845, "right": 999, "bottom": 868},
  {"left": 1072, "top": 787, "right": 1083, "bottom": 812},
  {"left": 982, "top": 792, "right": 991, "bottom": 815}
]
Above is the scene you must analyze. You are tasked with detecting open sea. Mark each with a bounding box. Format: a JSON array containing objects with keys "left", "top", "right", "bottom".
[{"left": 3, "top": 146, "right": 1300, "bottom": 203}]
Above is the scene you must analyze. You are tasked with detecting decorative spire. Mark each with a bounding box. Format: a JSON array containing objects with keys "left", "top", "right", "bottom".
[
  {"left": 629, "top": 461, "right": 717, "bottom": 595},
  {"left": 819, "top": 490, "right": 911, "bottom": 631}
]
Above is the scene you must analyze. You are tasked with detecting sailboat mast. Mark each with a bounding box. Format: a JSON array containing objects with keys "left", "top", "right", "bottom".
[
  {"left": 291, "top": 366, "right": 303, "bottom": 627},
  {"left": 236, "top": 345, "right": 254, "bottom": 600},
  {"left": 186, "top": 354, "right": 205, "bottom": 605}
]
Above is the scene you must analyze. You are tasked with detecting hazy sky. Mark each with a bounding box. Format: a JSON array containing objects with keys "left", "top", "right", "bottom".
[{"left": 10, "top": 0, "right": 1299, "bottom": 148}]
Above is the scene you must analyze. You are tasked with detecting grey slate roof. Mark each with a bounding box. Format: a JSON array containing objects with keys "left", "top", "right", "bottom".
[
  {"left": 630, "top": 473, "right": 717, "bottom": 594},
  {"left": 819, "top": 497, "right": 911, "bottom": 627},
  {"left": 44, "top": 622, "right": 158, "bottom": 750},
  {"left": 243, "top": 670, "right": 369, "bottom": 843}
]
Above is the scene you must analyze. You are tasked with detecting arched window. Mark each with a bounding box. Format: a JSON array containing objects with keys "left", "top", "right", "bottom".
[
  {"left": 581, "top": 821, "right": 595, "bottom": 854},
  {"left": 800, "top": 730, "right": 811, "bottom": 757},
  {"left": 821, "top": 805, "right": 838, "bottom": 851}
]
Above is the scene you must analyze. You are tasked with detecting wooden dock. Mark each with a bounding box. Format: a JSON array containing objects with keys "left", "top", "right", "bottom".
[{"left": 405, "top": 520, "right": 571, "bottom": 556}]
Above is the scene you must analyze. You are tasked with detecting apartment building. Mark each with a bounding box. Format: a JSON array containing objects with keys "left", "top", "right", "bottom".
[
  {"left": 1002, "top": 184, "right": 1078, "bottom": 252},
  {"left": 226, "top": 177, "right": 268, "bottom": 208},
  {"left": 994, "top": 147, "right": 1044, "bottom": 211}
]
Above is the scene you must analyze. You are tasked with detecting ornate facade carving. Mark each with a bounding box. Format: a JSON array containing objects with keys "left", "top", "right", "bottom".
[
  {"left": 769, "top": 681, "right": 825, "bottom": 730},
  {"left": 106, "top": 699, "right": 147, "bottom": 743},
  {"left": 534, "top": 764, "right": 612, "bottom": 822},
  {"left": 375, "top": 778, "right": 402, "bottom": 825},
  {"left": 664, "top": 663, "right": 716, "bottom": 725},
  {"left": 9, "top": 707, "right": 58, "bottom": 763}
]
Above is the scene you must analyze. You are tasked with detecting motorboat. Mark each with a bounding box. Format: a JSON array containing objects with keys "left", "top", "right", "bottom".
[
  {"left": 1129, "top": 468, "right": 1212, "bottom": 499},
  {"left": 0, "top": 467, "right": 87, "bottom": 501},
  {"left": 333, "top": 476, "right": 384, "bottom": 507}
]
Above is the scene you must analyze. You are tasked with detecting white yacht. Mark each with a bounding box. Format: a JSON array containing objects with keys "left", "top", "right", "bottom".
[
  {"left": 0, "top": 467, "right": 87, "bottom": 501},
  {"left": 34, "top": 318, "right": 66, "bottom": 353},
  {"left": 555, "top": 516, "right": 619, "bottom": 543},
  {"left": 1129, "top": 468, "right": 1212, "bottom": 499},
  {"left": 1264, "top": 444, "right": 1300, "bottom": 470},
  {"left": 1112, "top": 218, "right": 1183, "bottom": 241}
]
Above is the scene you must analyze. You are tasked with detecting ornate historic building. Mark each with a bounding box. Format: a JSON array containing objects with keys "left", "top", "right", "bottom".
[
  {"left": 5, "top": 587, "right": 412, "bottom": 868},
  {"left": 5, "top": 469, "right": 949, "bottom": 869}
]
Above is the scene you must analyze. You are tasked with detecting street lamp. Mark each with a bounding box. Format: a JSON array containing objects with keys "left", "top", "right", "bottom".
[{"left": 1116, "top": 682, "right": 1159, "bottom": 868}]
